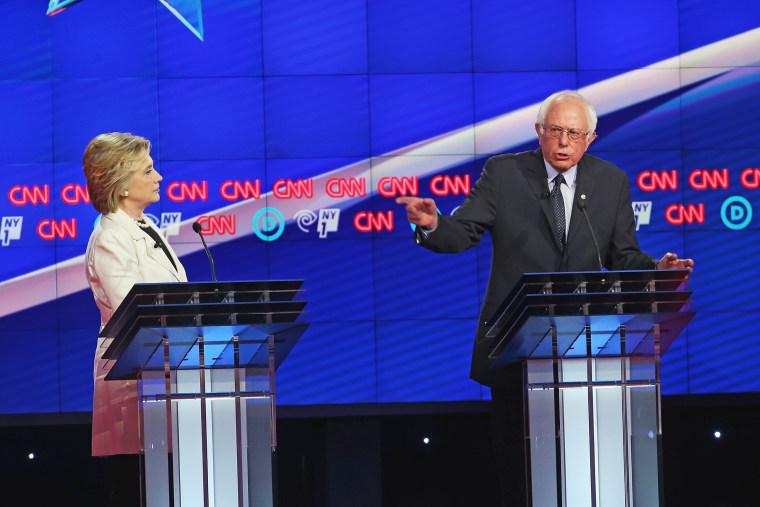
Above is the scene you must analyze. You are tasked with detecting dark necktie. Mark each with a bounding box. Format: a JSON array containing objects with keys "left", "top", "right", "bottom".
[{"left": 551, "top": 174, "right": 566, "bottom": 251}]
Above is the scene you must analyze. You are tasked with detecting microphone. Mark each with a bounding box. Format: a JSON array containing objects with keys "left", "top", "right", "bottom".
[
  {"left": 577, "top": 195, "right": 603, "bottom": 271},
  {"left": 192, "top": 221, "right": 217, "bottom": 282}
]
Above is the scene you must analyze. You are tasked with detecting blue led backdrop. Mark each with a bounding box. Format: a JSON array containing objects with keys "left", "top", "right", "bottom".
[{"left": 0, "top": 0, "right": 759, "bottom": 414}]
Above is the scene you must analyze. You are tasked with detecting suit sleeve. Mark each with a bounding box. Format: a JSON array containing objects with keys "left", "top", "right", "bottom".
[
  {"left": 416, "top": 157, "right": 501, "bottom": 253},
  {"left": 605, "top": 176, "right": 657, "bottom": 270},
  {"left": 91, "top": 228, "right": 141, "bottom": 312}
]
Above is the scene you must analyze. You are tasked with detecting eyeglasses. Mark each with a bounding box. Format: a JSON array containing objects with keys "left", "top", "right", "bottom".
[{"left": 543, "top": 124, "right": 591, "bottom": 142}]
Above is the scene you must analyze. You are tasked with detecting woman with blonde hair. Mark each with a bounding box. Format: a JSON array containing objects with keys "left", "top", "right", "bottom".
[{"left": 83, "top": 132, "right": 187, "bottom": 505}]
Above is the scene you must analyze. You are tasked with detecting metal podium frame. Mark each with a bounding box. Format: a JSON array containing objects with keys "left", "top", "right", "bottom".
[
  {"left": 99, "top": 281, "right": 309, "bottom": 507},
  {"left": 486, "top": 270, "right": 694, "bottom": 507}
]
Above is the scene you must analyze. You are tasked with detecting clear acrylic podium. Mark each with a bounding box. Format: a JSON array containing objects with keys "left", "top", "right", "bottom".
[
  {"left": 486, "top": 270, "right": 693, "bottom": 507},
  {"left": 99, "top": 281, "right": 309, "bottom": 507}
]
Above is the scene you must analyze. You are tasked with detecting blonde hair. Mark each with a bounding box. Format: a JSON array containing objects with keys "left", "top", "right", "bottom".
[{"left": 83, "top": 133, "right": 151, "bottom": 214}]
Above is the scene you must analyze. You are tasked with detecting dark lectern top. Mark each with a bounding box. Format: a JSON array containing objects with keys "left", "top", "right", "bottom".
[
  {"left": 487, "top": 270, "right": 693, "bottom": 366},
  {"left": 99, "top": 281, "right": 308, "bottom": 381}
]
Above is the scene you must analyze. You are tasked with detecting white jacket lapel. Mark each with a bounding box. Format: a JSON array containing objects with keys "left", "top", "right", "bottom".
[
  {"left": 144, "top": 219, "right": 185, "bottom": 281},
  {"left": 108, "top": 209, "right": 184, "bottom": 282}
]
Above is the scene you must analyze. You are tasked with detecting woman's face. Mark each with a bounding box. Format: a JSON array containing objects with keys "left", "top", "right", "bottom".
[{"left": 122, "top": 153, "right": 162, "bottom": 212}]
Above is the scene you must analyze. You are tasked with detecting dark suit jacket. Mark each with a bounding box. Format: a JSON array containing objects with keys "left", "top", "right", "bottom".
[{"left": 416, "top": 148, "right": 657, "bottom": 387}]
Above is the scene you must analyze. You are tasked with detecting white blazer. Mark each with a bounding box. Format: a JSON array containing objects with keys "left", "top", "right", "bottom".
[{"left": 85, "top": 208, "right": 187, "bottom": 456}]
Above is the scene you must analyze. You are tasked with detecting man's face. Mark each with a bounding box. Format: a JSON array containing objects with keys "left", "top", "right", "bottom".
[{"left": 535, "top": 97, "right": 596, "bottom": 173}]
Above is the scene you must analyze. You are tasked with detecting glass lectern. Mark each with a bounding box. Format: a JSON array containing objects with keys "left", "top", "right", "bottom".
[
  {"left": 99, "top": 280, "right": 309, "bottom": 507},
  {"left": 487, "top": 270, "right": 693, "bottom": 507}
]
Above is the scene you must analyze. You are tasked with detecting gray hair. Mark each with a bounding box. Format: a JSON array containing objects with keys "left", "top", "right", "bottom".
[{"left": 536, "top": 90, "right": 598, "bottom": 134}]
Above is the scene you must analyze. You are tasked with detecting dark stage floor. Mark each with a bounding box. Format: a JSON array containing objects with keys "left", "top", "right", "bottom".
[{"left": 1, "top": 395, "right": 757, "bottom": 506}]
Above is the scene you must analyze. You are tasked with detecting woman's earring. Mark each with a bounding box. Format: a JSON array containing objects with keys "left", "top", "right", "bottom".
[{"left": 123, "top": 190, "right": 129, "bottom": 197}]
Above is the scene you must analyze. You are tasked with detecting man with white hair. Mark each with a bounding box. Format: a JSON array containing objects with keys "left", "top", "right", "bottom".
[{"left": 398, "top": 90, "right": 693, "bottom": 505}]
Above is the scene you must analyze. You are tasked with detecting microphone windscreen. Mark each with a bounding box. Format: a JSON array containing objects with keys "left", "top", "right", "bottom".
[{"left": 192, "top": 221, "right": 202, "bottom": 233}]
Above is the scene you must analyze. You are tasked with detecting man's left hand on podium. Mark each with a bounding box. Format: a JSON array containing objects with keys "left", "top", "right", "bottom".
[{"left": 658, "top": 252, "right": 694, "bottom": 272}]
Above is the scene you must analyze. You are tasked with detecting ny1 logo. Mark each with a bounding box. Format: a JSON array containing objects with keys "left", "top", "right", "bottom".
[
  {"left": 632, "top": 202, "right": 652, "bottom": 231},
  {"left": 1, "top": 216, "right": 23, "bottom": 246},
  {"left": 144, "top": 212, "right": 183, "bottom": 237},
  {"left": 294, "top": 209, "right": 340, "bottom": 238}
]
